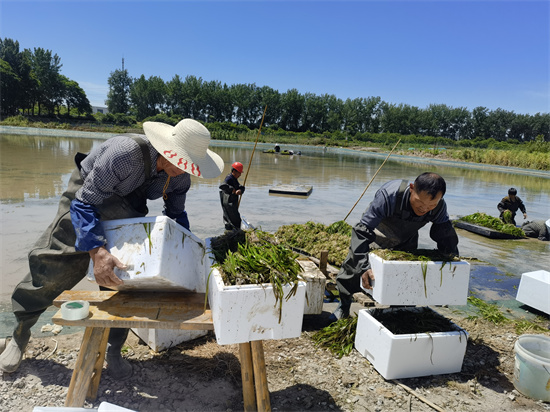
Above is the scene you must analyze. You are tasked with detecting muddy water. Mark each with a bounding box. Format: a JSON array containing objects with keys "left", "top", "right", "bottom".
[{"left": 1, "top": 133, "right": 549, "bottom": 309}]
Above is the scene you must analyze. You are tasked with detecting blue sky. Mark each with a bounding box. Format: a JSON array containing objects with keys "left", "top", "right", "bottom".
[{"left": 2, "top": 0, "right": 548, "bottom": 115}]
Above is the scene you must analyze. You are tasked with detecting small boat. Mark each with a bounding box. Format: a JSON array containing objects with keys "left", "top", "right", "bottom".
[
  {"left": 269, "top": 185, "right": 312, "bottom": 197},
  {"left": 262, "top": 149, "right": 302, "bottom": 155},
  {"left": 453, "top": 220, "right": 524, "bottom": 239}
]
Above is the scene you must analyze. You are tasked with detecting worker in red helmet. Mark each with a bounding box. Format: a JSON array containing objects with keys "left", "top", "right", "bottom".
[{"left": 219, "top": 161, "right": 246, "bottom": 230}]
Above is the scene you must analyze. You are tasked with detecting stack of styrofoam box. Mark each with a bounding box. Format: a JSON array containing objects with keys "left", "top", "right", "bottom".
[
  {"left": 516, "top": 270, "right": 550, "bottom": 315},
  {"left": 87, "top": 216, "right": 209, "bottom": 351},
  {"left": 205, "top": 237, "right": 307, "bottom": 345},
  {"left": 355, "top": 251, "right": 471, "bottom": 379},
  {"left": 297, "top": 258, "right": 326, "bottom": 315}
]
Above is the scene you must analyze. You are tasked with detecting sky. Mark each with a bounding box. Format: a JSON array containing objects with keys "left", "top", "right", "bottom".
[{"left": 1, "top": 0, "right": 548, "bottom": 115}]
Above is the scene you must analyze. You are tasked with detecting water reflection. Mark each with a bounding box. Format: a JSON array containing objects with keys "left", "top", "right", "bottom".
[{"left": 1, "top": 133, "right": 549, "bottom": 306}]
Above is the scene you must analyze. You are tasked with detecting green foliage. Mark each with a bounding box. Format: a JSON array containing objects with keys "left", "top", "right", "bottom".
[
  {"left": 275, "top": 221, "right": 351, "bottom": 267},
  {"left": 458, "top": 213, "right": 525, "bottom": 237},
  {"left": 312, "top": 316, "right": 358, "bottom": 358},
  {"left": 209, "top": 230, "right": 304, "bottom": 322}
]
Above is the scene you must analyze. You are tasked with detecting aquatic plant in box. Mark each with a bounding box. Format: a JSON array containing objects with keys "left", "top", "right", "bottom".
[
  {"left": 361, "top": 249, "right": 470, "bottom": 306},
  {"left": 206, "top": 230, "right": 307, "bottom": 345}
]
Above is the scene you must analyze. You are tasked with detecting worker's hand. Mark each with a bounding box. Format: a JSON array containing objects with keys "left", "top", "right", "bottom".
[
  {"left": 235, "top": 189, "right": 242, "bottom": 196},
  {"left": 89, "top": 246, "right": 126, "bottom": 287},
  {"left": 523, "top": 213, "right": 527, "bottom": 219},
  {"left": 361, "top": 269, "right": 375, "bottom": 290}
]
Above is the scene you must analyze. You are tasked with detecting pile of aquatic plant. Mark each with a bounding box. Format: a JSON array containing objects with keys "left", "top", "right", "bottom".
[
  {"left": 457, "top": 212, "right": 525, "bottom": 237},
  {"left": 209, "top": 229, "right": 304, "bottom": 321},
  {"left": 312, "top": 316, "right": 358, "bottom": 358},
  {"left": 370, "top": 248, "right": 460, "bottom": 262},
  {"left": 467, "top": 296, "right": 548, "bottom": 335},
  {"left": 370, "top": 307, "right": 462, "bottom": 335},
  {"left": 275, "top": 221, "right": 352, "bottom": 266}
]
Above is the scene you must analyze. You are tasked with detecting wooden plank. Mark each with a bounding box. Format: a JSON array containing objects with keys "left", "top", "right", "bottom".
[
  {"left": 65, "top": 327, "right": 109, "bottom": 407},
  {"left": 87, "top": 327, "right": 110, "bottom": 401},
  {"left": 52, "top": 307, "right": 214, "bottom": 330},
  {"left": 53, "top": 290, "right": 209, "bottom": 309}
]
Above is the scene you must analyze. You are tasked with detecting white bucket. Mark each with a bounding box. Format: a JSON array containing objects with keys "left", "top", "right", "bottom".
[{"left": 513, "top": 334, "right": 550, "bottom": 402}]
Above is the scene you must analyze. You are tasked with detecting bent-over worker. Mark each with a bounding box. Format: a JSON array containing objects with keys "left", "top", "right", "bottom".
[
  {"left": 331, "top": 172, "right": 459, "bottom": 322},
  {"left": 0, "top": 119, "right": 224, "bottom": 379},
  {"left": 497, "top": 187, "right": 527, "bottom": 226}
]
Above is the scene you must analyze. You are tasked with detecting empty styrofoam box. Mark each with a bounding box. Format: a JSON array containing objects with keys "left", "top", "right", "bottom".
[
  {"left": 360, "top": 252, "right": 470, "bottom": 305},
  {"left": 297, "top": 258, "right": 326, "bottom": 315},
  {"left": 205, "top": 238, "right": 306, "bottom": 345},
  {"left": 132, "top": 328, "right": 208, "bottom": 352},
  {"left": 87, "top": 216, "right": 207, "bottom": 292},
  {"left": 516, "top": 270, "right": 550, "bottom": 315},
  {"left": 355, "top": 307, "right": 468, "bottom": 380}
]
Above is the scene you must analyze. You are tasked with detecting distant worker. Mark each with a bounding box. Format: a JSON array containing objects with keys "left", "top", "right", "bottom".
[
  {"left": 521, "top": 220, "right": 549, "bottom": 241},
  {"left": 497, "top": 188, "right": 527, "bottom": 226},
  {"left": 330, "top": 172, "right": 459, "bottom": 322},
  {"left": 274, "top": 143, "right": 280, "bottom": 153},
  {"left": 219, "top": 162, "right": 246, "bottom": 230}
]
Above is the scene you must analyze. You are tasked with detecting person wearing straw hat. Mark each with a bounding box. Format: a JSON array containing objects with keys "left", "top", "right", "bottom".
[
  {"left": 219, "top": 161, "right": 246, "bottom": 230},
  {"left": 329, "top": 172, "right": 459, "bottom": 323},
  {"left": 0, "top": 119, "right": 223, "bottom": 379}
]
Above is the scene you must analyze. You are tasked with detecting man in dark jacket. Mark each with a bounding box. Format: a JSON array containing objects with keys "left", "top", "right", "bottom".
[
  {"left": 0, "top": 119, "right": 224, "bottom": 378},
  {"left": 331, "top": 172, "right": 459, "bottom": 322},
  {"left": 521, "top": 220, "right": 549, "bottom": 241},
  {"left": 497, "top": 188, "right": 527, "bottom": 226},
  {"left": 219, "top": 162, "right": 246, "bottom": 230}
]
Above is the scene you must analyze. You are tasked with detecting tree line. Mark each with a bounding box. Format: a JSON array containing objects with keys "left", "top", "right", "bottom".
[
  {"left": 0, "top": 39, "right": 92, "bottom": 117},
  {"left": 2, "top": 38, "right": 548, "bottom": 142}
]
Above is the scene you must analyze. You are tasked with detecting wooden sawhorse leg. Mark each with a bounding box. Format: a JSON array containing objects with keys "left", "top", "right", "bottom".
[
  {"left": 65, "top": 327, "right": 110, "bottom": 407},
  {"left": 239, "top": 341, "right": 271, "bottom": 412}
]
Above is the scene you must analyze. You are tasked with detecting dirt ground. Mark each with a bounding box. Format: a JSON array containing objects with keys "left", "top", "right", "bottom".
[{"left": 1, "top": 302, "right": 549, "bottom": 412}]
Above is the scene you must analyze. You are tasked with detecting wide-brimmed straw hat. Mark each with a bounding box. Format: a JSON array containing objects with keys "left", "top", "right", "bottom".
[{"left": 143, "top": 119, "right": 224, "bottom": 178}]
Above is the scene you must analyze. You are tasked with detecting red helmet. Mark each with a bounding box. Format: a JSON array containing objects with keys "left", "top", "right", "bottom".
[{"left": 231, "top": 162, "right": 244, "bottom": 173}]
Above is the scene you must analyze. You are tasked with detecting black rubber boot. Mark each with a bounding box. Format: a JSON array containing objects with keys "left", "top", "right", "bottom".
[
  {"left": 106, "top": 328, "right": 133, "bottom": 381},
  {"left": 327, "top": 293, "right": 353, "bottom": 324}
]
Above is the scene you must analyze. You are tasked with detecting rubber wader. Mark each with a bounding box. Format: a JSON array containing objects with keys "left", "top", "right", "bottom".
[{"left": 2, "top": 136, "right": 152, "bottom": 375}]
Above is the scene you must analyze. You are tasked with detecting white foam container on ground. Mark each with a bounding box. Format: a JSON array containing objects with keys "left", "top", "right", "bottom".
[
  {"left": 355, "top": 307, "right": 468, "bottom": 380},
  {"left": 87, "top": 216, "right": 207, "bottom": 292},
  {"left": 516, "top": 270, "right": 550, "bottom": 315},
  {"left": 205, "top": 238, "right": 306, "bottom": 345},
  {"left": 513, "top": 334, "right": 550, "bottom": 402},
  {"left": 360, "top": 252, "right": 470, "bottom": 305},
  {"left": 132, "top": 328, "right": 208, "bottom": 352}
]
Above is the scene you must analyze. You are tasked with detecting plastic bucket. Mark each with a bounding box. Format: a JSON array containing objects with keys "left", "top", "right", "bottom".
[{"left": 513, "top": 334, "right": 550, "bottom": 402}]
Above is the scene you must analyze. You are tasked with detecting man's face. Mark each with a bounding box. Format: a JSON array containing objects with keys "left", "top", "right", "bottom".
[
  {"left": 233, "top": 170, "right": 242, "bottom": 178},
  {"left": 409, "top": 184, "right": 443, "bottom": 216},
  {"left": 509, "top": 194, "right": 517, "bottom": 201},
  {"left": 164, "top": 161, "right": 186, "bottom": 177}
]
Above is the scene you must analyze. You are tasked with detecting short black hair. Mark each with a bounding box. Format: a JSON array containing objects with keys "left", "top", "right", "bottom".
[
  {"left": 508, "top": 187, "right": 517, "bottom": 195},
  {"left": 413, "top": 172, "right": 446, "bottom": 198}
]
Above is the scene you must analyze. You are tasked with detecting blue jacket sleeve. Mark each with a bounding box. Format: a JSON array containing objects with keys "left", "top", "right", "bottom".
[{"left": 70, "top": 199, "right": 107, "bottom": 251}]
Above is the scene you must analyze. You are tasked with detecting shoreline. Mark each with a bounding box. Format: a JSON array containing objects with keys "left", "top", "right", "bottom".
[{"left": 2, "top": 125, "right": 549, "bottom": 178}]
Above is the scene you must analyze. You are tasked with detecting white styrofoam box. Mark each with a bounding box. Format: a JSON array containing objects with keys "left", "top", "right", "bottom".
[
  {"left": 360, "top": 252, "right": 470, "bottom": 305},
  {"left": 355, "top": 307, "right": 468, "bottom": 380},
  {"left": 87, "top": 216, "right": 207, "bottom": 292},
  {"left": 205, "top": 238, "right": 307, "bottom": 345},
  {"left": 516, "top": 270, "right": 550, "bottom": 315},
  {"left": 297, "top": 258, "right": 326, "bottom": 315},
  {"left": 132, "top": 327, "right": 208, "bottom": 352}
]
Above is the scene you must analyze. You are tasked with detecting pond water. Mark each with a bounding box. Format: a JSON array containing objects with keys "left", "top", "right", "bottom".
[{"left": 1, "top": 132, "right": 549, "bottom": 309}]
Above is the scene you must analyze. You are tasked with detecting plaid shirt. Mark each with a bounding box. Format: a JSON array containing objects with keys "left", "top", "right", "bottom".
[{"left": 77, "top": 134, "right": 190, "bottom": 214}]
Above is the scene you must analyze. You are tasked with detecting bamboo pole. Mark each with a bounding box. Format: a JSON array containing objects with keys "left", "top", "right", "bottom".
[
  {"left": 239, "top": 105, "right": 267, "bottom": 208},
  {"left": 239, "top": 342, "right": 257, "bottom": 411},
  {"left": 343, "top": 138, "right": 401, "bottom": 222},
  {"left": 251, "top": 340, "right": 271, "bottom": 411}
]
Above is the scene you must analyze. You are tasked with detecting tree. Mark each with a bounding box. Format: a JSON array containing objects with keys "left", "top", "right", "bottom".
[
  {"left": 130, "top": 75, "right": 166, "bottom": 120},
  {"left": 32, "top": 47, "right": 62, "bottom": 115},
  {"left": 60, "top": 75, "right": 92, "bottom": 115},
  {"left": 107, "top": 69, "right": 132, "bottom": 114}
]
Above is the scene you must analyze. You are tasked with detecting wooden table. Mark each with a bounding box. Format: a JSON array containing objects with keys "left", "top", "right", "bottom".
[{"left": 52, "top": 290, "right": 271, "bottom": 411}]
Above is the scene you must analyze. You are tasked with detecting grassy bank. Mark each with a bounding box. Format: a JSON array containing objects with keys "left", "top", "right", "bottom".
[{"left": 1, "top": 115, "right": 548, "bottom": 171}]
